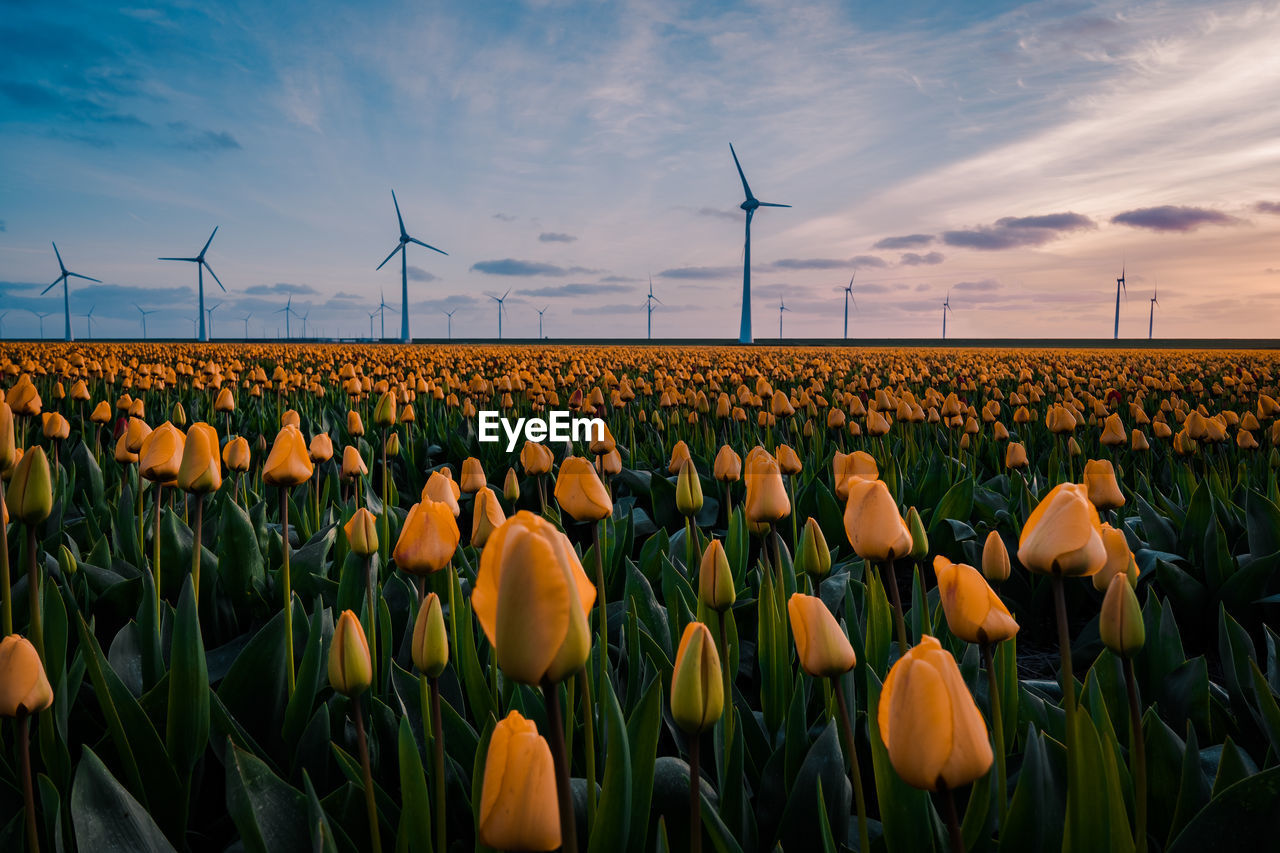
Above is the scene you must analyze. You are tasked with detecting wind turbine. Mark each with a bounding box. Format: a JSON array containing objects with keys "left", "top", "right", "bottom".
[
  {"left": 1113, "top": 264, "right": 1126, "bottom": 340},
  {"left": 942, "top": 291, "right": 953, "bottom": 339},
  {"left": 778, "top": 298, "right": 791, "bottom": 338},
  {"left": 240, "top": 312, "right": 252, "bottom": 338},
  {"left": 204, "top": 301, "right": 221, "bottom": 339},
  {"left": 159, "top": 227, "right": 225, "bottom": 343},
  {"left": 375, "top": 190, "right": 448, "bottom": 343},
  {"left": 40, "top": 242, "right": 101, "bottom": 342},
  {"left": 300, "top": 308, "right": 310, "bottom": 338},
  {"left": 729, "top": 144, "right": 791, "bottom": 344},
  {"left": 368, "top": 310, "right": 378, "bottom": 340},
  {"left": 31, "top": 310, "right": 53, "bottom": 340},
  {"left": 442, "top": 308, "right": 457, "bottom": 341},
  {"left": 536, "top": 305, "right": 549, "bottom": 339},
  {"left": 81, "top": 304, "right": 97, "bottom": 339},
  {"left": 842, "top": 274, "right": 857, "bottom": 340},
  {"left": 0, "top": 311, "right": 8, "bottom": 338},
  {"left": 1148, "top": 280, "right": 1158, "bottom": 340},
  {"left": 489, "top": 289, "right": 510, "bottom": 340},
  {"left": 135, "top": 304, "right": 158, "bottom": 339},
  {"left": 274, "top": 294, "right": 294, "bottom": 339},
  {"left": 644, "top": 275, "right": 662, "bottom": 339},
  {"left": 375, "top": 290, "right": 397, "bottom": 339}
]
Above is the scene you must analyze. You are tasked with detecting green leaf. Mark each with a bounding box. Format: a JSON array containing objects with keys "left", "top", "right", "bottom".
[
  {"left": 225, "top": 740, "right": 310, "bottom": 853},
  {"left": 396, "top": 717, "right": 433, "bottom": 853},
  {"left": 777, "top": 721, "right": 851, "bottom": 852},
  {"left": 1244, "top": 490, "right": 1280, "bottom": 557},
  {"left": 1166, "top": 766, "right": 1280, "bottom": 853},
  {"left": 626, "top": 678, "right": 662, "bottom": 853},
  {"left": 217, "top": 499, "right": 265, "bottom": 599},
  {"left": 71, "top": 747, "right": 177, "bottom": 853},
  {"left": 166, "top": 577, "right": 210, "bottom": 775},
  {"left": 588, "top": 678, "right": 632, "bottom": 853},
  {"left": 1000, "top": 726, "right": 1063, "bottom": 853}
]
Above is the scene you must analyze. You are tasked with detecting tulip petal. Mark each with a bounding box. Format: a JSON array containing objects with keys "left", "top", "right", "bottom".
[{"left": 494, "top": 526, "right": 571, "bottom": 685}]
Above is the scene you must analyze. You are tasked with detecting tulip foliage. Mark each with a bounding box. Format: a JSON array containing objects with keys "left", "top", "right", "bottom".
[{"left": 1, "top": 342, "right": 1280, "bottom": 853}]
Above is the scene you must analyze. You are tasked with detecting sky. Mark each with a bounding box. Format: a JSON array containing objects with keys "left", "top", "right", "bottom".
[{"left": 2, "top": 0, "right": 1279, "bottom": 341}]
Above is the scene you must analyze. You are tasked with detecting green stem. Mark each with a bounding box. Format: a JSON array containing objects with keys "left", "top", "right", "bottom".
[
  {"left": 19, "top": 713, "right": 38, "bottom": 853},
  {"left": 281, "top": 489, "right": 295, "bottom": 696},
  {"left": 191, "top": 493, "right": 204, "bottom": 610},
  {"left": 1052, "top": 572, "right": 1075, "bottom": 714},
  {"left": 1124, "top": 655, "right": 1147, "bottom": 853},
  {"left": 883, "top": 560, "right": 910, "bottom": 653},
  {"left": 154, "top": 484, "right": 163, "bottom": 632},
  {"left": 941, "top": 782, "right": 964, "bottom": 853},
  {"left": 543, "top": 682, "right": 579, "bottom": 853},
  {"left": 592, "top": 520, "right": 607, "bottom": 729},
  {"left": 366, "top": 554, "right": 378, "bottom": 689},
  {"left": 982, "top": 643, "right": 1007, "bottom": 826},
  {"left": 353, "top": 698, "right": 382, "bottom": 853},
  {"left": 581, "top": 668, "right": 597, "bottom": 829},
  {"left": 430, "top": 676, "right": 446, "bottom": 853},
  {"left": 26, "top": 525, "right": 42, "bottom": 662},
  {"left": 834, "top": 681, "right": 870, "bottom": 853},
  {"left": 689, "top": 733, "right": 702, "bottom": 853}
]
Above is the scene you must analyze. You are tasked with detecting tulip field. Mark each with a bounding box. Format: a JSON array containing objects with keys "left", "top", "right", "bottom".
[{"left": 4, "top": 342, "right": 1280, "bottom": 853}]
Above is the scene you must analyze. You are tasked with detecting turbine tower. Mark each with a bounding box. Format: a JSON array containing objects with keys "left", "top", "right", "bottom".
[
  {"left": 374, "top": 290, "right": 398, "bottom": 339},
  {"left": 204, "top": 302, "right": 221, "bottom": 339},
  {"left": 842, "top": 274, "right": 857, "bottom": 340},
  {"left": 1113, "top": 264, "right": 1126, "bottom": 340},
  {"left": 1148, "top": 281, "right": 1158, "bottom": 340},
  {"left": 489, "top": 289, "right": 510, "bottom": 340},
  {"left": 135, "top": 304, "right": 158, "bottom": 339},
  {"left": 41, "top": 242, "right": 101, "bottom": 342},
  {"left": 274, "top": 294, "right": 294, "bottom": 339},
  {"left": 0, "top": 311, "right": 8, "bottom": 338},
  {"left": 81, "top": 304, "right": 97, "bottom": 339},
  {"left": 375, "top": 190, "right": 447, "bottom": 343},
  {"left": 300, "top": 308, "right": 310, "bottom": 338},
  {"left": 778, "top": 298, "right": 790, "bottom": 338},
  {"left": 730, "top": 143, "right": 790, "bottom": 344},
  {"left": 240, "top": 312, "right": 252, "bottom": 338},
  {"left": 442, "top": 308, "right": 457, "bottom": 341},
  {"left": 368, "top": 310, "right": 378, "bottom": 340},
  {"left": 31, "top": 310, "right": 53, "bottom": 340},
  {"left": 536, "top": 305, "right": 549, "bottom": 339},
  {"left": 942, "top": 291, "right": 953, "bottom": 339},
  {"left": 644, "top": 276, "right": 662, "bottom": 339},
  {"left": 159, "top": 227, "right": 225, "bottom": 343}
]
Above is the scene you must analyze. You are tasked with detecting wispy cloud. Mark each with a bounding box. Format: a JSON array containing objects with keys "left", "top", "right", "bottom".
[
  {"left": 470, "top": 259, "right": 601, "bottom": 276},
  {"left": 942, "top": 213, "right": 1096, "bottom": 250},
  {"left": 244, "top": 282, "right": 317, "bottom": 295},
  {"left": 1111, "top": 205, "right": 1242, "bottom": 232},
  {"left": 1256, "top": 201, "right": 1280, "bottom": 215},
  {"left": 538, "top": 232, "right": 577, "bottom": 243},
  {"left": 658, "top": 266, "right": 737, "bottom": 280},
  {"left": 406, "top": 265, "right": 438, "bottom": 282},
  {"left": 521, "top": 282, "right": 632, "bottom": 297},
  {"left": 873, "top": 234, "right": 934, "bottom": 250},
  {"left": 899, "top": 252, "right": 945, "bottom": 266}
]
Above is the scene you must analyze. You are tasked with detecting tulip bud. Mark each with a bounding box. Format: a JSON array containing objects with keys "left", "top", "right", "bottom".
[
  {"left": 309, "top": 432, "right": 334, "bottom": 463},
  {"left": 1004, "top": 442, "right": 1029, "bottom": 469},
  {"left": 1017, "top": 483, "right": 1105, "bottom": 576},
  {"left": 1082, "top": 458, "right": 1125, "bottom": 510},
  {"left": 478, "top": 710, "right": 560, "bottom": 851},
  {"left": 394, "top": 499, "right": 460, "bottom": 574},
  {"left": 461, "top": 457, "right": 486, "bottom": 493},
  {"left": 385, "top": 432, "right": 401, "bottom": 457},
  {"left": 1093, "top": 523, "right": 1138, "bottom": 591},
  {"left": 57, "top": 544, "right": 78, "bottom": 577},
  {"left": 906, "top": 506, "right": 929, "bottom": 560},
  {"left": 520, "top": 441, "right": 554, "bottom": 476},
  {"left": 263, "top": 425, "right": 314, "bottom": 487},
  {"left": 743, "top": 446, "right": 790, "bottom": 524},
  {"left": 795, "top": 517, "right": 832, "bottom": 579},
  {"left": 670, "top": 622, "right": 723, "bottom": 733},
  {"left": 214, "top": 387, "right": 236, "bottom": 413},
  {"left": 178, "top": 422, "right": 222, "bottom": 494},
  {"left": 503, "top": 467, "right": 521, "bottom": 502},
  {"left": 471, "top": 486, "right": 506, "bottom": 548},
  {"left": 281, "top": 409, "right": 301, "bottom": 429},
  {"left": 372, "top": 392, "right": 396, "bottom": 428},
  {"left": 553, "top": 456, "right": 612, "bottom": 522},
  {"left": 140, "top": 421, "right": 185, "bottom": 484},
  {"left": 0, "top": 635, "right": 54, "bottom": 716},
  {"left": 0, "top": 402, "right": 15, "bottom": 474},
  {"left": 114, "top": 434, "right": 138, "bottom": 464},
  {"left": 879, "top": 635, "right": 992, "bottom": 791},
  {"left": 981, "top": 531, "right": 1010, "bottom": 583},
  {"left": 328, "top": 610, "right": 373, "bottom": 697},
  {"left": 934, "top": 556, "right": 1018, "bottom": 645},
  {"left": 713, "top": 445, "right": 742, "bottom": 482},
  {"left": 423, "top": 470, "right": 460, "bottom": 517},
  {"left": 676, "top": 458, "right": 703, "bottom": 517},
  {"left": 222, "top": 435, "right": 250, "bottom": 473},
  {"left": 6, "top": 444, "right": 53, "bottom": 525},
  {"left": 412, "top": 592, "right": 449, "bottom": 677},
  {"left": 775, "top": 444, "right": 802, "bottom": 476},
  {"left": 698, "top": 539, "right": 736, "bottom": 610},
  {"left": 41, "top": 412, "right": 70, "bottom": 440},
  {"left": 788, "top": 593, "right": 857, "bottom": 678},
  {"left": 170, "top": 401, "right": 187, "bottom": 427},
  {"left": 347, "top": 410, "right": 365, "bottom": 437},
  {"left": 1100, "top": 573, "right": 1144, "bottom": 656},
  {"left": 341, "top": 444, "right": 368, "bottom": 480},
  {"left": 344, "top": 507, "right": 379, "bottom": 556},
  {"left": 843, "top": 478, "right": 912, "bottom": 563}
]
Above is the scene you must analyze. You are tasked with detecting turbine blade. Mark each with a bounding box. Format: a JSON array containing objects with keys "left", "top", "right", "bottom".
[
  {"left": 757, "top": 202, "right": 791, "bottom": 208},
  {"left": 200, "top": 226, "right": 218, "bottom": 257},
  {"left": 408, "top": 237, "right": 447, "bottom": 255},
  {"left": 52, "top": 242, "right": 67, "bottom": 271},
  {"left": 40, "top": 277, "right": 63, "bottom": 295},
  {"left": 376, "top": 244, "right": 401, "bottom": 270},
  {"left": 158, "top": 257, "right": 197, "bottom": 262},
  {"left": 653, "top": 295, "right": 663, "bottom": 304},
  {"left": 69, "top": 273, "right": 102, "bottom": 283},
  {"left": 392, "top": 190, "right": 407, "bottom": 238},
  {"left": 203, "top": 261, "right": 226, "bottom": 291},
  {"left": 502, "top": 288, "right": 511, "bottom": 300},
  {"left": 729, "top": 143, "right": 754, "bottom": 200}
]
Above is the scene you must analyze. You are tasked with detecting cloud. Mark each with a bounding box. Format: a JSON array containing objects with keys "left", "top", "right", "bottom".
[
  {"left": 1110, "top": 205, "right": 1241, "bottom": 232},
  {"left": 599, "top": 274, "right": 640, "bottom": 283},
  {"left": 538, "top": 232, "right": 577, "bottom": 243},
  {"left": 765, "top": 255, "right": 888, "bottom": 271},
  {"left": 942, "top": 213, "right": 1096, "bottom": 250},
  {"left": 952, "top": 279, "right": 1000, "bottom": 292},
  {"left": 899, "top": 251, "right": 945, "bottom": 266},
  {"left": 1266, "top": 268, "right": 1280, "bottom": 276},
  {"left": 470, "top": 259, "right": 600, "bottom": 276},
  {"left": 493, "top": 213, "right": 517, "bottom": 222},
  {"left": 572, "top": 303, "right": 646, "bottom": 315},
  {"left": 166, "top": 121, "right": 241, "bottom": 152},
  {"left": 873, "top": 234, "right": 934, "bottom": 250},
  {"left": 658, "top": 266, "right": 738, "bottom": 280},
  {"left": 243, "top": 282, "right": 317, "bottom": 295},
  {"left": 1253, "top": 201, "right": 1280, "bottom": 215},
  {"left": 522, "top": 282, "right": 633, "bottom": 297},
  {"left": 406, "top": 265, "right": 438, "bottom": 282},
  {"left": 857, "top": 283, "right": 892, "bottom": 294},
  {"left": 694, "top": 207, "right": 739, "bottom": 222}
]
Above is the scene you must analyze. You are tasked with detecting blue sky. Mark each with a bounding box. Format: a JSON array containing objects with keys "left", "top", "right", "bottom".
[{"left": 2, "top": 0, "right": 1279, "bottom": 340}]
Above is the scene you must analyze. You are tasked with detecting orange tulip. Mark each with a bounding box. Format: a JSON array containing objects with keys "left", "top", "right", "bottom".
[
  {"left": 423, "top": 470, "right": 461, "bottom": 517},
  {"left": 393, "top": 499, "right": 460, "bottom": 574},
  {"left": 0, "top": 635, "right": 54, "bottom": 716},
  {"left": 775, "top": 444, "right": 802, "bottom": 476},
  {"left": 460, "top": 457, "right": 486, "bottom": 493},
  {"left": 553, "top": 456, "right": 612, "bottom": 522},
  {"left": 743, "top": 446, "right": 790, "bottom": 523},
  {"left": 1017, "top": 483, "right": 1105, "bottom": 576},
  {"left": 178, "top": 422, "right": 222, "bottom": 493},
  {"left": 933, "top": 556, "right": 1018, "bottom": 645},
  {"left": 328, "top": 610, "right": 372, "bottom": 697},
  {"left": 833, "top": 450, "right": 878, "bottom": 501},
  {"left": 1092, "top": 523, "right": 1138, "bottom": 591},
  {"left": 341, "top": 445, "right": 368, "bottom": 480},
  {"left": 667, "top": 440, "right": 692, "bottom": 474},
  {"left": 478, "top": 710, "right": 561, "bottom": 851},
  {"left": 1082, "top": 458, "right": 1125, "bottom": 510},
  {"left": 139, "top": 422, "right": 185, "bottom": 483},
  {"left": 713, "top": 444, "right": 742, "bottom": 482},
  {"left": 222, "top": 436, "right": 250, "bottom": 472},
  {"left": 843, "top": 478, "right": 912, "bottom": 562},
  {"left": 309, "top": 433, "right": 334, "bottom": 463},
  {"left": 263, "top": 425, "right": 314, "bottom": 487},
  {"left": 520, "top": 441, "right": 554, "bottom": 476},
  {"left": 788, "top": 593, "right": 857, "bottom": 678},
  {"left": 981, "top": 531, "right": 1010, "bottom": 583},
  {"left": 344, "top": 507, "right": 379, "bottom": 556},
  {"left": 471, "top": 486, "right": 506, "bottom": 547},
  {"left": 878, "top": 635, "right": 993, "bottom": 791}
]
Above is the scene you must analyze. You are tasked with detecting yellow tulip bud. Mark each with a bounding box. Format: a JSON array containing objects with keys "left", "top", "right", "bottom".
[
  {"left": 343, "top": 507, "right": 379, "bottom": 557},
  {"left": 698, "top": 539, "right": 736, "bottom": 611},
  {"left": 713, "top": 444, "right": 742, "bottom": 482},
  {"left": 328, "top": 610, "right": 373, "bottom": 697},
  {"left": 503, "top": 467, "right": 521, "bottom": 503},
  {"left": 7, "top": 444, "right": 53, "bottom": 525},
  {"left": 676, "top": 458, "right": 703, "bottom": 517},
  {"left": 412, "top": 592, "right": 449, "bottom": 677},
  {"left": 373, "top": 391, "right": 396, "bottom": 428},
  {"left": 670, "top": 621, "right": 723, "bottom": 733},
  {"left": 1099, "top": 573, "right": 1144, "bottom": 656},
  {"left": 795, "top": 517, "right": 832, "bottom": 579},
  {"left": 471, "top": 486, "right": 506, "bottom": 548}
]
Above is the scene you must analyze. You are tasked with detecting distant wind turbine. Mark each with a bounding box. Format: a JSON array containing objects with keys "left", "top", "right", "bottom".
[
  {"left": 842, "top": 274, "right": 857, "bottom": 340},
  {"left": 81, "top": 304, "right": 97, "bottom": 339},
  {"left": 300, "top": 307, "right": 310, "bottom": 338},
  {"left": 1113, "top": 264, "right": 1127, "bottom": 340},
  {"left": 368, "top": 310, "right": 378, "bottom": 340},
  {"left": 1149, "top": 280, "right": 1159, "bottom": 340},
  {"left": 240, "top": 312, "right": 252, "bottom": 338},
  {"left": 205, "top": 302, "right": 221, "bottom": 339},
  {"left": 644, "top": 276, "right": 662, "bottom": 339},
  {"left": 159, "top": 227, "right": 225, "bottom": 343},
  {"left": 778, "top": 298, "right": 790, "bottom": 338},
  {"left": 442, "top": 308, "right": 457, "bottom": 341},
  {"left": 490, "top": 289, "right": 510, "bottom": 340},
  {"left": 375, "top": 190, "right": 447, "bottom": 343},
  {"left": 274, "top": 294, "right": 295, "bottom": 339},
  {"left": 0, "top": 311, "right": 8, "bottom": 338},
  {"left": 729, "top": 143, "right": 790, "bottom": 344},
  {"left": 942, "top": 291, "right": 953, "bottom": 339},
  {"left": 135, "top": 304, "right": 158, "bottom": 339},
  {"left": 41, "top": 242, "right": 101, "bottom": 342},
  {"left": 31, "top": 309, "right": 53, "bottom": 340},
  {"left": 375, "top": 290, "right": 397, "bottom": 339}
]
